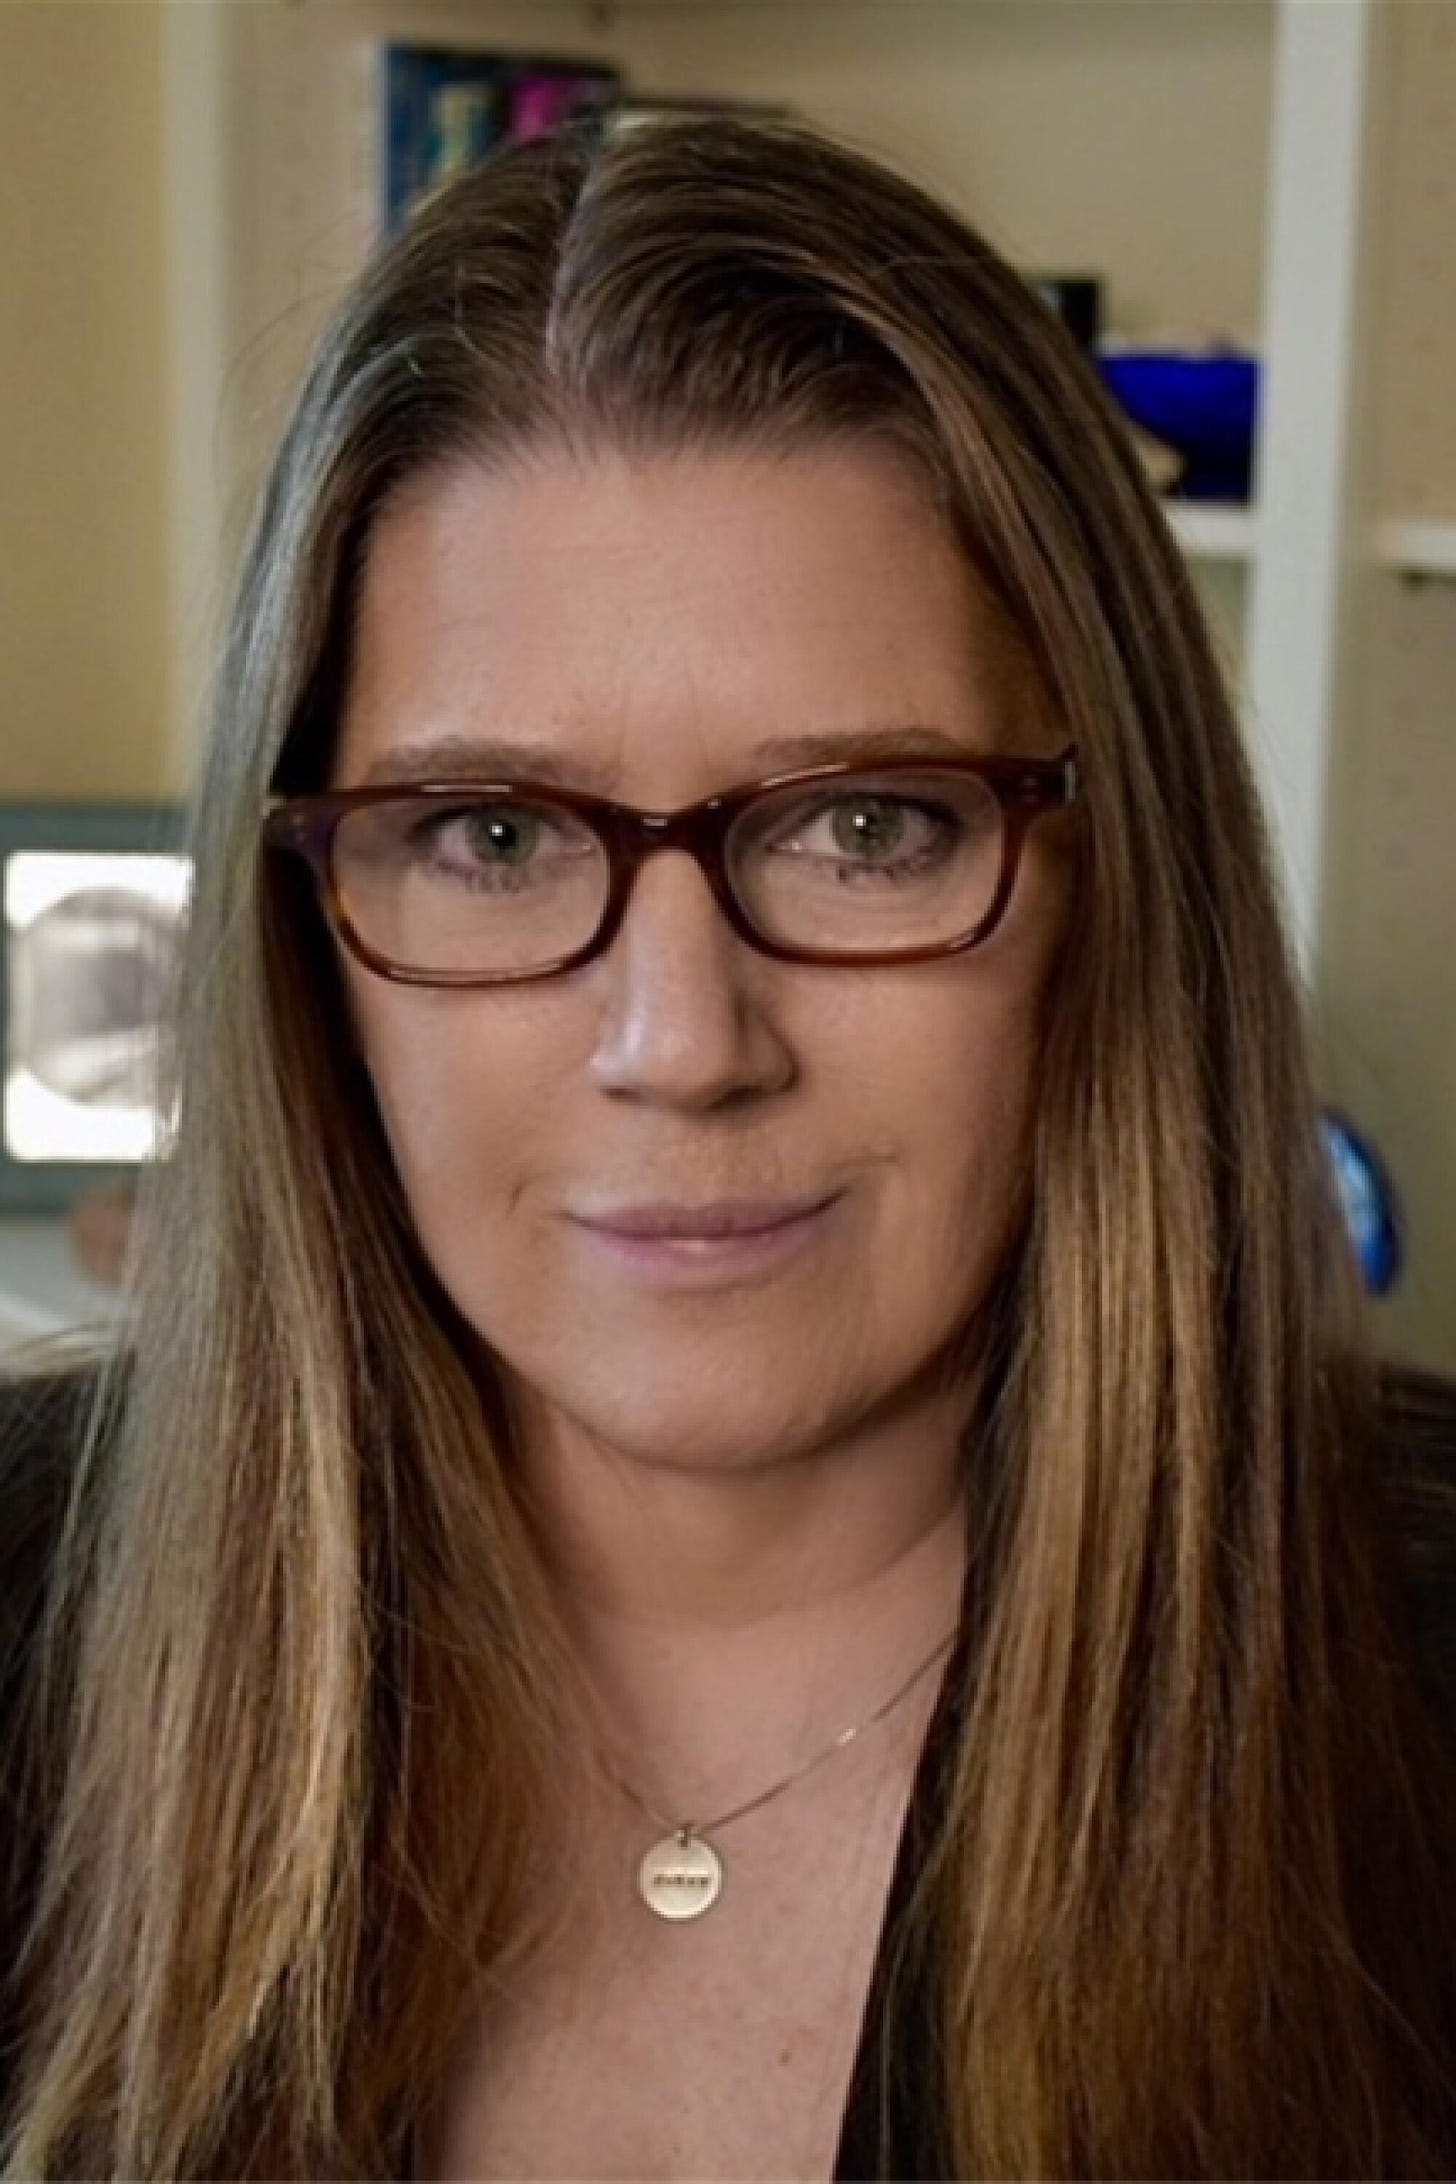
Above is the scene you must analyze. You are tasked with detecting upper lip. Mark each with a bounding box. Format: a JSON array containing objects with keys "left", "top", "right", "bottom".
[{"left": 573, "top": 1194, "right": 836, "bottom": 1239}]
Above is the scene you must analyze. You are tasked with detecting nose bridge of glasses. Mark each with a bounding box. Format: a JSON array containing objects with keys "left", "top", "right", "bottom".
[
  {"left": 607, "top": 797, "right": 738, "bottom": 893},
  {"left": 578, "top": 799, "right": 753, "bottom": 981},
  {"left": 592, "top": 814, "right": 755, "bottom": 991}
]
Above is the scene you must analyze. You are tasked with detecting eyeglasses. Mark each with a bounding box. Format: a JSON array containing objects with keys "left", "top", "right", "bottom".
[{"left": 262, "top": 746, "right": 1079, "bottom": 987}]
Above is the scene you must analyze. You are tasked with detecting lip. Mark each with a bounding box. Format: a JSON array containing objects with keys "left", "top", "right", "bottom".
[
  {"left": 569, "top": 1193, "right": 842, "bottom": 1282},
  {"left": 574, "top": 1195, "right": 837, "bottom": 1240}
]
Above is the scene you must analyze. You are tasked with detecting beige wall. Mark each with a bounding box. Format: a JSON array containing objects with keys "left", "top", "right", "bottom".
[
  {"left": 0, "top": 0, "right": 171, "bottom": 802},
  {"left": 620, "top": 0, "right": 1274, "bottom": 340}
]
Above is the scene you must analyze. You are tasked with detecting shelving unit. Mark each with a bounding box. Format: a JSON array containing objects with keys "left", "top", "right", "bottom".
[
  {"left": 1164, "top": 504, "right": 1261, "bottom": 565},
  {"left": 1374, "top": 521, "right": 1456, "bottom": 579},
  {"left": 157, "top": 0, "right": 1454, "bottom": 1372}
]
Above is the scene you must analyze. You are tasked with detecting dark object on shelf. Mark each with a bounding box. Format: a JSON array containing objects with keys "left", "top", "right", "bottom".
[
  {"left": 1322, "top": 1108, "right": 1404, "bottom": 1298},
  {"left": 1097, "top": 348, "right": 1260, "bottom": 502},
  {"left": 0, "top": 803, "right": 189, "bottom": 1214},
  {"left": 380, "top": 45, "right": 622, "bottom": 233},
  {"left": 1033, "top": 275, "right": 1103, "bottom": 353}
]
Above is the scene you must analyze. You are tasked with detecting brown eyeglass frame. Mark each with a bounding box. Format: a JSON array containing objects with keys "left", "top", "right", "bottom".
[{"left": 262, "top": 744, "right": 1080, "bottom": 986}]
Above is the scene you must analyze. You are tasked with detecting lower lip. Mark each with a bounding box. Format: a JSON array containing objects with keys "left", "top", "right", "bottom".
[{"left": 573, "top": 1198, "right": 841, "bottom": 1283}]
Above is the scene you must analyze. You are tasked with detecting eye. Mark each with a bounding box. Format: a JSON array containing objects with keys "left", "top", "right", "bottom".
[
  {"left": 812, "top": 793, "right": 941, "bottom": 864},
  {"left": 417, "top": 804, "right": 545, "bottom": 869},
  {"left": 759, "top": 785, "right": 970, "bottom": 879},
  {"left": 399, "top": 799, "right": 600, "bottom": 888}
]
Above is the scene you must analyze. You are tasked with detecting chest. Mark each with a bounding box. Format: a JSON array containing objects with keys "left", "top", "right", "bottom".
[{"left": 417, "top": 1757, "right": 918, "bottom": 2181}]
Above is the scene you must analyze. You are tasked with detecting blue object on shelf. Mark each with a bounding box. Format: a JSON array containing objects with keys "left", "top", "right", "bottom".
[
  {"left": 1322, "top": 1109, "right": 1404, "bottom": 1297},
  {"left": 1097, "top": 350, "right": 1260, "bottom": 502}
]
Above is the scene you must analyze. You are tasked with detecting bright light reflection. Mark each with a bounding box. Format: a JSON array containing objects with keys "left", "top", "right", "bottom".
[{"left": 4, "top": 849, "right": 191, "bottom": 1165}]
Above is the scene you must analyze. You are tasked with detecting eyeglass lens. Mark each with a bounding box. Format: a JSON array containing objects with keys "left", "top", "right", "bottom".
[{"left": 330, "top": 772, "right": 1006, "bottom": 977}]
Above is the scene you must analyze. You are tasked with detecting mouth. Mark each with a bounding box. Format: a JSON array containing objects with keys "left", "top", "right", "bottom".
[
  {"left": 568, "top": 1193, "right": 843, "bottom": 1282},
  {"left": 575, "top": 1194, "right": 838, "bottom": 1241}
]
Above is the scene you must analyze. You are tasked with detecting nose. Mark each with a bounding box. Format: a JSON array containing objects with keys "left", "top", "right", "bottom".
[{"left": 586, "top": 850, "right": 795, "bottom": 1109}]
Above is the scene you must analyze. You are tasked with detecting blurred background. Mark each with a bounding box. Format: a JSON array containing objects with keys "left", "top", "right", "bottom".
[{"left": 0, "top": 0, "right": 1451, "bottom": 1374}]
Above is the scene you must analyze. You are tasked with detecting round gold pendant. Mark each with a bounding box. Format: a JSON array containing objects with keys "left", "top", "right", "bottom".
[{"left": 637, "top": 1830, "right": 723, "bottom": 1920}]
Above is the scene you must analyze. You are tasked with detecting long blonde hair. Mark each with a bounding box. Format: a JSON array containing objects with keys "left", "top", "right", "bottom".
[{"left": 7, "top": 114, "right": 1456, "bottom": 2178}]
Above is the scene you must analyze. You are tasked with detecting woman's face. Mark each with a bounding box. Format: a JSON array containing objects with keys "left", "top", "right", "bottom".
[{"left": 331, "top": 442, "right": 1072, "bottom": 1476}]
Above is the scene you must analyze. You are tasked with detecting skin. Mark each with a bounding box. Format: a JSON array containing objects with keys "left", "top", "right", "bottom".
[{"left": 331, "top": 440, "right": 1074, "bottom": 1804}]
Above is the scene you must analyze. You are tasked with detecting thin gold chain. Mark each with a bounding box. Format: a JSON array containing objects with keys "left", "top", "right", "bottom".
[{"left": 610, "top": 1624, "right": 958, "bottom": 1841}]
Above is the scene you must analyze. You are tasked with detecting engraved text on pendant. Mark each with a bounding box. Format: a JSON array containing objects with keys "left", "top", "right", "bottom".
[{"left": 637, "top": 1831, "right": 723, "bottom": 1920}]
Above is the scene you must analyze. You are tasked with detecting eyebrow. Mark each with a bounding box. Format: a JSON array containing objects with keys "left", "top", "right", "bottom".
[{"left": 354, "top": 724, "right": 980, "bottom": 791}]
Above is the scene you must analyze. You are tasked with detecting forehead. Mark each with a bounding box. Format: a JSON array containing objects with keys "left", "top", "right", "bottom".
[{"left": 333, "top": 443, "right": 1036, "bottom": 793}]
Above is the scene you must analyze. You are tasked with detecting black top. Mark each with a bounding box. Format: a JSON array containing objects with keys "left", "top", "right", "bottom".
[{"left": 3, "top": 1361, "right": 1456, "bottom": 2180}]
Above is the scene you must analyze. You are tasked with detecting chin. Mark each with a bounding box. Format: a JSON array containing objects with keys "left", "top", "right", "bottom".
[{"left": 500, "top": 1347, "right": 855, "bottom": 1477}]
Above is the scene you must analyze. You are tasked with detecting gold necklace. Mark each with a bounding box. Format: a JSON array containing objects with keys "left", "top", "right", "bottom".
[{"left": 612, "top": 1625, "right": 958, "bottom": 1921}]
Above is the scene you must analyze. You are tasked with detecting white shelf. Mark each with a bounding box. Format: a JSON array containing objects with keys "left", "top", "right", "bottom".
[
  {"left": 1164, "top": 502, "right": 1260, "bottom": 563},
  {"left": 1374, "top": 520, "right": 1456, "bottom": 576}
]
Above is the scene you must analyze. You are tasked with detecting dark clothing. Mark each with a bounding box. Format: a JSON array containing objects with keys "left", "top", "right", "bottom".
[{"left": 3, "top": 1362, "right": 1456, "bottom": 2180}]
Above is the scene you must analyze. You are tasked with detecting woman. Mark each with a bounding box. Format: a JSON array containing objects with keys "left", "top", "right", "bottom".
[{"left": 4, "top": 113, "right": 1456, "bottom": 2180}]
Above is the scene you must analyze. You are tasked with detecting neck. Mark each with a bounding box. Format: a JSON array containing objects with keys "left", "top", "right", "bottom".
[{"left": 505, "top": 1383, "right": 971, "bottom": 1807}]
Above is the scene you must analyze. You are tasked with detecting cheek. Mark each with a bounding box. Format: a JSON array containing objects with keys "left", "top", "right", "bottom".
[
  {"left": 855, "top": 977, "right": 1046, "bottom": 1270},
  {"left": 844, "top": 871, "right": 1068, "bottom": 1349},
  {"left": 345, "top": 981, "right": 536, "bottom": 1234},
  {"left": 834, "top": 848, "right": 1064, "bottom": 1193}
]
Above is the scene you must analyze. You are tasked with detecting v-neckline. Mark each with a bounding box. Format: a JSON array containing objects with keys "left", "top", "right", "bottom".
[
  {"left": 396, "top": 1593, "right": 976, "bottom": 2184},
  {"left": 831, "top": 1597, "right": 973, "bottom": 2181}
]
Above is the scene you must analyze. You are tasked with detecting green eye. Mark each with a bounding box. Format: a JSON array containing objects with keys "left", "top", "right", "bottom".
[
  {"left": 462, "top": 808, "right": 542, "bottom": 865},
  {"left": 830, "top": 798, "right": 911, "bottom": 861}
]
